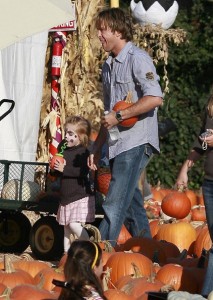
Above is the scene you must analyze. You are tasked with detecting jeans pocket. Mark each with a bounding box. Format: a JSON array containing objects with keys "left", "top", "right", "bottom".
[{"left": 145, "top": 144, "right": 153, "bottom": 159}]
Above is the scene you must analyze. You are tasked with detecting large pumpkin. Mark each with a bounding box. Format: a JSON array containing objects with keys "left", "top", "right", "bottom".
[
  {"left": 104, "top": 252, "right": 153, "bottom": 287},
  {"left": 161, "top": 190, "right": 191, "bottom": 219},
  {"left": 113, "top": 101, "right": 138, "bottom": 127},
  {"left": 155, "top": 221, "right": 197, "bottom": 253}
]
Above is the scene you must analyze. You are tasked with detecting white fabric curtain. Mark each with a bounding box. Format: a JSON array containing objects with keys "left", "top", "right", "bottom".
[{"left": 0, "top": 31, "right": 48, "bottom": 161}]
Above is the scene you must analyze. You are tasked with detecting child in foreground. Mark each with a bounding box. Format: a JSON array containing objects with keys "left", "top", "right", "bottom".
[{"left": 54, "top": 240, "right": 107, "bottom": 300}]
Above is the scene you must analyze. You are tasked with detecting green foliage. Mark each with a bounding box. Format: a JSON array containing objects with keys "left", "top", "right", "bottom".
[{"left": 147, "top": 0, "right": 213, "bottom": 189}]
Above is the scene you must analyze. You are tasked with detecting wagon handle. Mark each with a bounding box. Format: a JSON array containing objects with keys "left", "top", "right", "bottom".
[{"left": 0, "top": 99, "right": 15, "bottom": 121}]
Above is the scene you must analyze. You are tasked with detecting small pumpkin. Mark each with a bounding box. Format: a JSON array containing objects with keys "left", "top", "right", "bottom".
[
  {"left": 161, "top": 190, "right": 191, "bottom": 219},
  {"left": 156, "top": 263, "right": 198, "bottom": 293},
  {"left": 113, "top": 101, "right": 138, "bottom": 127},
  {"left": 96, "top": 169, "right": 111, "bottom": 195},
  {"left": 50, "top": 153, "right": 65, "bottom": 170},
  {"left": 191, "top": 205, "right": 206, "bottom": 222}
]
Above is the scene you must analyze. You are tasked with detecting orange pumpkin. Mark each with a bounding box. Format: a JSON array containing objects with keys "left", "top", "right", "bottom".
[
  {"left": 191, "top": 205, "right": 206, "bottom": 222},
  {"left": 104, "top": 252, "right": 153, "bottom": 287},
  {"left": 184, "top": 189, "right": 198, "bottom": 207},
  {"left": 96, "top": 171, "right": 111, "bottom": 195},
  {"left": 120, "top": 275, "right": 164, "bottom": 299},
  {"left": 13, "top": 260, "right": 50, "bottom": 278},
  {"left": 156, "top": 263, "right": 198, "bottom": 293},
  {"left": 155, "top": 221, "right": 197, "bottom": 253},
  {"left": 50, "top": 154, "right": 65, "bottom": 170},
  {"left": 104, "top": 288, "right": 136, "bottom": 300},
  {"left": 151, "top": 187, "right": 165, "bottom": 203},
  {"left": 0, "top": 256, "right": 34, "bottom": 288},
  {"left": 9, "top": 284, "right": 59, "bottom": 300},
  {"left": 116, "top": 224, "right": 132, "bottom": 247},
  {"left": 193, "top": 226, "right": 212, "bottom": 258},
  {"left": 113, "top": 101, "right": 138, "bottom": 127},
  {"left": 161, "top": 190, "right": 191, "bottom": 219},
  {"left": 120, "top": 237, "right": 167, "bottom": 265},
  {"left": 34, "top": 266, "right": 65, "bottom": 291}
]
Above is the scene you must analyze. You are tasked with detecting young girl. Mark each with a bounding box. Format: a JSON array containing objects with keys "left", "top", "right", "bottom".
[
  {"left": 53, "top": 115, "right": 95, "bottom": 253},
  {"left": 54, "top": 240, "right": 107, "bottom": 300}
]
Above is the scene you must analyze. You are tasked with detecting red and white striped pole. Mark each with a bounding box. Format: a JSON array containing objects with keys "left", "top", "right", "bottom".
[{"left": 49, "top": 31, "right": 67, "bottom": 159}]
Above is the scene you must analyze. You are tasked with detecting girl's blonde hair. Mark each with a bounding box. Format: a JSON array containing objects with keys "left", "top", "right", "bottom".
[{"left": 64, "top": 115, "right": 91, "bottom": 147}]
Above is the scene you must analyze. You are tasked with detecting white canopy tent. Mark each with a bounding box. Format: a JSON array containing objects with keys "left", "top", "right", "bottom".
[{"left": 0, "top": 0, "right": 75, "bottom": 161}]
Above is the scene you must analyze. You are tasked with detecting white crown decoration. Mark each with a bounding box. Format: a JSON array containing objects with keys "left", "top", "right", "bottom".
[{"left": 130, "top": 0, "right": 179, "bottom": 30}]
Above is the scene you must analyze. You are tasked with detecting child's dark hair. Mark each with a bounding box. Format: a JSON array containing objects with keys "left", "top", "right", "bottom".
[
  {"left": 58, "top": 240, "right": 107, "bottom": 300},
  {"left": 96, "top": 7, "right": 133, "bottom": 42},
  {"left": 64, "top": 115, "right": 91, "bottom": 147}
]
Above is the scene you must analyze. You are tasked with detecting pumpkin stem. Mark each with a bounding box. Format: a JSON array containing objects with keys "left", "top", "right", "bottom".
[
  {"left": 147, "top": 271, "right": 157, "bottom": 283},
  {"left": 160, "top": 284, "right": 175, "bottom": 292},
  {"left": 4, "top": 255, "right": 16, "bottom": 273},
  {"left": 125, "top": 91, "right": 133, "bottom": 103},
  {"left": 131, "top": 262, "right": 143, "bottom": 278},
  {"left": 83, "top": 224, "right": 102, "bottom": 242},
  {"left": 0, "top": 287, "right": 11, "bottom": 299}
]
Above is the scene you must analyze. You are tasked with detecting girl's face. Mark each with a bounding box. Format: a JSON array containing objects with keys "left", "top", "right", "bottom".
[{"left": 64, "top": 124, "right": 80, "bottom": 147}]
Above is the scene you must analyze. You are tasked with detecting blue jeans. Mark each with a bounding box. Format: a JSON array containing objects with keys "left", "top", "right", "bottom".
[
  {"left": 98, "top": 144, "right": 153, "bottom": 246},
  {"left": 201, "top": 179, "right": 213, "bottom": 296}
]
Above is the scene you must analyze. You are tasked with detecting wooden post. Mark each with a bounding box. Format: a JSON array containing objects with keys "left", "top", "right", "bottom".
[{"left": 110, "top": 0, "right": 119, "bottom": 8}]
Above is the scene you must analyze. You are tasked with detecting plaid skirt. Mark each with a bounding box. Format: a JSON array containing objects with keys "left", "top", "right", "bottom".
[{"left": 57, "top": 195, "right": 95, "bottom": 225}]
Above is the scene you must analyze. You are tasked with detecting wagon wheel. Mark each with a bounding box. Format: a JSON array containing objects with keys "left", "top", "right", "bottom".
[
  {"left": 30, "top": 216, "right": 64, "bottom": 261},
  {"left": 0, "top": 212, "right": 31, "bottom": 253}
]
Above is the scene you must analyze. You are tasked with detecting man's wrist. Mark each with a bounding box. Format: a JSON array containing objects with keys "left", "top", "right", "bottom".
[{"left": 115, "top": 110, "right": 123, "bottom": 122}]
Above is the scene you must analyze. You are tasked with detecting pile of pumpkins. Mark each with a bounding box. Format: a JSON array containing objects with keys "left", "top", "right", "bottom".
[
  {"left": 96, "top": 169, "right": 212, "bottom": 299},
  {"left": 0, "top": 174, "right": 212, "bottom": 299}
]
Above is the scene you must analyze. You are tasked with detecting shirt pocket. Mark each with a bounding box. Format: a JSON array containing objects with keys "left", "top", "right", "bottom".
[{"left": 115, "top": 74, "right": 133, "bottom": 97}]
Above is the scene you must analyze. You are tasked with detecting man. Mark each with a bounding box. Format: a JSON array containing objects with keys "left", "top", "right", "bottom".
[{"left": 88, "top": 8, "right": 163, "bottom": 246}]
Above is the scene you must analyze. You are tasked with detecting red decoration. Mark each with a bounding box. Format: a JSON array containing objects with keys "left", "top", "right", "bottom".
[{"left": 51, "top": 38, "right": 63, "bottom": 76}]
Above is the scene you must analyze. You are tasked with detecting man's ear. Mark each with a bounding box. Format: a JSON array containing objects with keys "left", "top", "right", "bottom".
[{"left": 115, "top": 31, "right": 121, "bottom": 38}]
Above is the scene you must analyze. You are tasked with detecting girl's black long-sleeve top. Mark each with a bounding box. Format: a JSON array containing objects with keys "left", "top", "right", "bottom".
[{"left": 59, "top": 144, "right": 92, "bottom": 205}]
